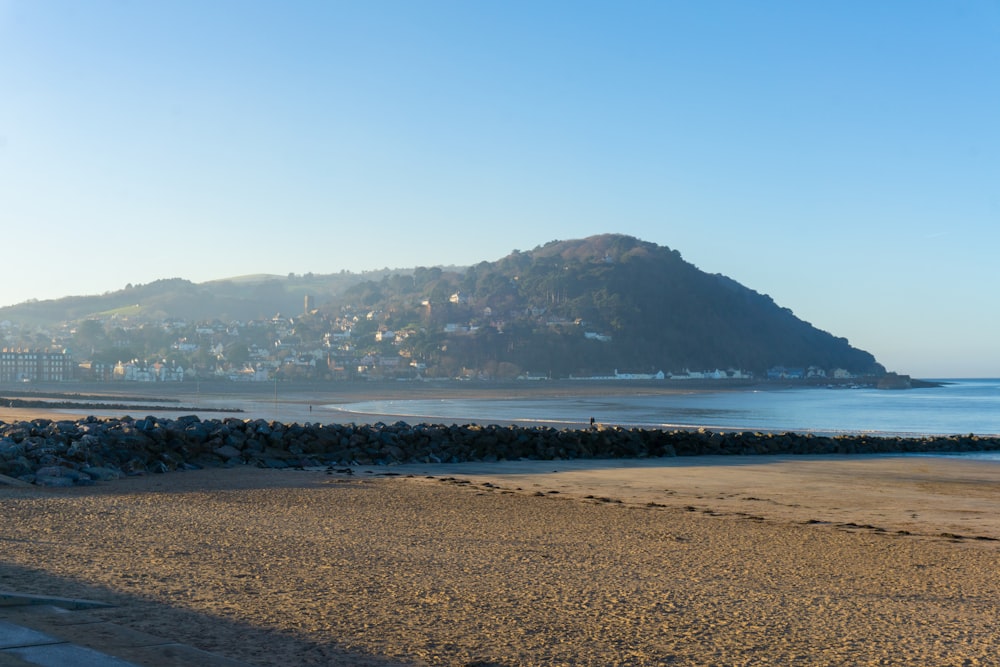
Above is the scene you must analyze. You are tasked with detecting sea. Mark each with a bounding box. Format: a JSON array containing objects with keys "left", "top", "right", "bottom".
[{"left": 332, "top": 378, "right": 1000, "bottom": 445}]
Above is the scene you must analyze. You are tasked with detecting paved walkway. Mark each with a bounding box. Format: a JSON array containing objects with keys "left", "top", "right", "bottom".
[{"left": 0, "top": 592, "right": 252, "bottom": 667}]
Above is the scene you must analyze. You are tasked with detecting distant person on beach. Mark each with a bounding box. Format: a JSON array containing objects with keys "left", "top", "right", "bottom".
[{"left": 590, "top": 416, "right": 596, "bottom": 429}]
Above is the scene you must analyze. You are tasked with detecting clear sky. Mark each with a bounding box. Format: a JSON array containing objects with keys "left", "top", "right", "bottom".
[{"left": 1, "top": 1, "right": 997, "bottom": 377}]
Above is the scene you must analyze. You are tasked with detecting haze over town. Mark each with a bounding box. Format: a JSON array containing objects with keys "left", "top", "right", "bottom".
[{"left": 1, "top": 1, "right": 997, "bottom": 377}]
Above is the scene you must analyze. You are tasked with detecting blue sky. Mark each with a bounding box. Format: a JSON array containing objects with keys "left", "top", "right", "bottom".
[{"left": 1, "top": 1, "right": 997, "bottom": 377}]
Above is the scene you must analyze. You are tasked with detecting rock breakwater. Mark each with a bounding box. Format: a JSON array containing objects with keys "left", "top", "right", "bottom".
[{"left": 2, "top": 415, "right": 999, "bottom": 486}]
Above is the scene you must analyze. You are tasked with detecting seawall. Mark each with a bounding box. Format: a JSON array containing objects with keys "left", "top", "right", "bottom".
[{"left": 3, "top": 416, "right": 1000, "bottom": 486}]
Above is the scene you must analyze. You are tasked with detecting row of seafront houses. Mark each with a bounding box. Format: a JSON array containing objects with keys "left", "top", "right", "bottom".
[
  {"left": 1, "top": 347, "right": 857, "bottom": 384},
  {"left": 564, "top": 369, "right": 750, "bottom": 381},
  {"left": 1, "top": 347, "right": 317, "bottom": 384},
  {"left": 562, "top": 366, "right": 851, "bottom": 382},
  {"left": 0, "top": 349, "right": 187, "bottom": 383}
]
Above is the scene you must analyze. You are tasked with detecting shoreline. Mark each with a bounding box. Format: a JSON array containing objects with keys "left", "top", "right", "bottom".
[
  {"left": 0, "top": 379, "right": 991, "bottom": 437},
  {"left": 4, "top": 379, "right": 999, "bottom": 664},
  {"left": 0, "top": 379, "right": 728, "bottom": 427},
  {"left": 3, "top": 381, "right": 998, "bottom": 664}
]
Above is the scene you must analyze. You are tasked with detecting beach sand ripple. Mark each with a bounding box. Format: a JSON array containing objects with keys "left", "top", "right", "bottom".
[{"left": 1, "top": 463, "right": 999, "bottom": 666}]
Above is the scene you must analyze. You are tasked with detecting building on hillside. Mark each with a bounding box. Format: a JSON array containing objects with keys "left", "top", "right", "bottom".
[{"left": 0, "top": 348, "right": 72, "bottom": 382}]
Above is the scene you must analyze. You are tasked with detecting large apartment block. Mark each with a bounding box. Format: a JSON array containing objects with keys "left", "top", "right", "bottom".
[{"left": 0, "top": 348, "right": 72, "bottom": 382}]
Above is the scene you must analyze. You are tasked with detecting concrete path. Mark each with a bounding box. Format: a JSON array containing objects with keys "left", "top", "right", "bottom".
[{"left": 0, "top": 592, "right": 252, "bottom": 667}]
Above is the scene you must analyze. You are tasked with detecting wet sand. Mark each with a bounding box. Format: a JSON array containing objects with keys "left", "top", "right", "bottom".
[
  {"left": 2, "top": 457, "right": 999, "bottom": 666},
  {"left": 0, "top": 379, "right": 719, "bottom": 427}
]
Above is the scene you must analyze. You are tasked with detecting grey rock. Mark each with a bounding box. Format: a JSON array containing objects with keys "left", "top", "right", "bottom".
[
  {"left": 34, "top": 474, "right": 77, "bottom": 487},
  {"left": 81, "top": 466, "right": 122, "bottom": 481},
  {"left": 212, "top": 444, "right": 244, "bottom": 461}
]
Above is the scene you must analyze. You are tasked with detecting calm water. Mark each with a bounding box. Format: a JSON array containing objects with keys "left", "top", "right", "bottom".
[{"left": 332, "top": 378, "right": 1000, "bottom": 438}]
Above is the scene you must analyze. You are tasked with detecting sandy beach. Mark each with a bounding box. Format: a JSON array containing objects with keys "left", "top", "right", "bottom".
[
  {"left": 2, "top": 455, "right": 999, "bottom": 666},
  {"left": 2, "top": 382, "right": 1000, "bottom": 664}
]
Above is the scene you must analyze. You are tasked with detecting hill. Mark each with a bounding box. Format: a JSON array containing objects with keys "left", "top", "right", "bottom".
[
  {"left": 0, "top": 272, "right": 398, "bottom": 326},
  {"left": 0, "top": 235, "right": 885, "bottom": 379},
  {"left": 325, "top": 235, "right": 883, "bottom": 378}
]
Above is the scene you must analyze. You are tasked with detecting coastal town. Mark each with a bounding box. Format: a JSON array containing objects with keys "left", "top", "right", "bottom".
[{"left": 0, "top": 296, "right": 865, "bottom": 385}]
